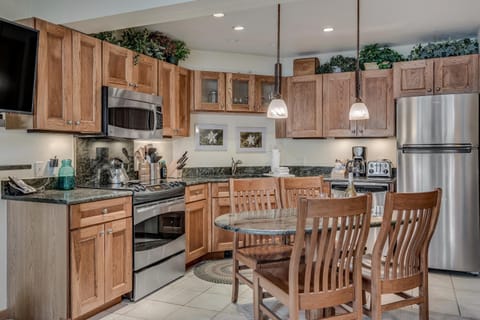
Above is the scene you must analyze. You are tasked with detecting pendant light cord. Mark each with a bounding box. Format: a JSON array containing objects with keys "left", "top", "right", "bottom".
[
  {"left": 277, "top": 4, "right": 281, "bottom": 64},
  {"left": 274, "top": 3, "right": 282, "bottom": 97},
  {"left": 355, "top": 0, "right": 361, "bottom": 102}
]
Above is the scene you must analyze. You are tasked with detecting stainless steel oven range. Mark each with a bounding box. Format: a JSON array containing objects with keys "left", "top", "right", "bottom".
[{"left": 132, "top": 193, "right": 185, "bottom": 301}]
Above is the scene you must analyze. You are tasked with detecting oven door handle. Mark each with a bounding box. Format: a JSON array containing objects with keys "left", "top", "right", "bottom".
[{"left": 134, "top": 200, "right": 185, "bottom": 225}]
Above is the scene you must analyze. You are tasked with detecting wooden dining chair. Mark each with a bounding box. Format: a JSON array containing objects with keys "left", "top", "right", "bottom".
[
  {"left": 253, "top": 195, "right": 372, "bottom": 320},
  {"left": 279, "top": 176, "right": 328, "bottom": 208},
  {"left": 361, "top": 188, "right": 442, "bottom": 320},
  {"left": 229, "top": 177, "right": 293, "bottom": 303}
]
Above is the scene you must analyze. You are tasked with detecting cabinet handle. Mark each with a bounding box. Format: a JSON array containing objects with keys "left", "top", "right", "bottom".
[
  {"left": 436, "top": 87, "right": 441, "bottom": 91},
  {"left": 102, "top": 208, "right": 108, "bottom": 214},
  {"left": 75, "top": 120, "right": 81, "bottom": 125},
  {"left": 67, "top": 120, "right": 73, "bottom": 125},
  {"left": 128, "top": 82, "right": 135, "bottom": 87},
  {"left": 427, "top": 88, "right": 432, "bottom": 92},
  {"left": 99, "top": 231, "right": 105, "bottom": 236},
  {"left": 107, "top": 229, "right": 113, "bottom": 234},
  {"left": 351, "top": 130, "right": 355, "bottom": 134},
  {"left": 359, "top": 129, "right": 364, "bottom": 134}
]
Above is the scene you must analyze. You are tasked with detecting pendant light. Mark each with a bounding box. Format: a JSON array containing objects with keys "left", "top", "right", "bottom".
[
  {"left": 267, "top": 4, "right": 288, "bottom": 119},
  {"left": 349, "top": 0, "right": 369, "bottom": 120}
]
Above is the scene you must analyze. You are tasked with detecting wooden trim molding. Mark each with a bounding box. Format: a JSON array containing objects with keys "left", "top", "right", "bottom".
[{"left": 0, "top": 309, "right": 10, "bottom": 320}]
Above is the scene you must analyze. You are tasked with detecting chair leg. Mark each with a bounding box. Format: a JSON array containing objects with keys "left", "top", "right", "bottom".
[
  {"left": 253, "top": 273, "right": 261, "bottom": 320},
  {"left": 419, "top": 272, "right": 429, "bottom": 320},
  {"left": 371, "top": 285, "right": 382, "bottom": 320},
  {"left": 231, "top": 257, "right": 239, "bottom": 303}
]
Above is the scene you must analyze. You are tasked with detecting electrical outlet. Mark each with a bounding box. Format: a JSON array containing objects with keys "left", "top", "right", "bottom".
[{"left": 33, "top": 161, "right": 45, "bottom": 177}]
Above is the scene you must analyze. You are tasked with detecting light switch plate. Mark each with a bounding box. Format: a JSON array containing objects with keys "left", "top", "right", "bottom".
[{"left": 33, "top": 161, "right": 45, "bottom": 177}]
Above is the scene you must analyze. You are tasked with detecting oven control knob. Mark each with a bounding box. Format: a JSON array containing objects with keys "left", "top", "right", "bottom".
[
  {"left": 369, "top": 169, "right": 374, "bottom": 174},
  {"left": 383, "top": 169, "right": 389, "bottom": 174}
]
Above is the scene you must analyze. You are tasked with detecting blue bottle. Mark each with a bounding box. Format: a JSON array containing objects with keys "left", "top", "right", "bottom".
[{"left": 58, "top": 159, "right": 75, "bottom": 190}]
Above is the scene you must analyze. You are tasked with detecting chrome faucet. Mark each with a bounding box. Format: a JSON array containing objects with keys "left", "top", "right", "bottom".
[{"left": 231, "top": 157, "right": 242, "bottom": 176}]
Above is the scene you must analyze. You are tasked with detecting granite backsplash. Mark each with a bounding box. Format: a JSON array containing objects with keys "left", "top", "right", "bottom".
[
  {"left": 181, "top": 166, "right": 334, "bottom": 177},
  {"left": 75, "top": 137, "right": 136, "bottom": 185}
]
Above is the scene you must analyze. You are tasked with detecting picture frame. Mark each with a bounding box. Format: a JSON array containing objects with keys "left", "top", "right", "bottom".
[
  {"left": 194, "top": 124, "right": 227, "bottom": 151},
  {"left": 236, "top": 127, "right": 266, "bottom": 153}
]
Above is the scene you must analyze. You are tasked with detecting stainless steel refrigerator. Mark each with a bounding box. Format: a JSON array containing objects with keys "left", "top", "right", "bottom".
[{"left": 397, "top": 93, "right": 480, "bottom": 273}]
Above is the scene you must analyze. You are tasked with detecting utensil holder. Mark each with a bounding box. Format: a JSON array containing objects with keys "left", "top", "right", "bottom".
[{"left": 138, "top": 163, "right": 150, "bottom": 183}]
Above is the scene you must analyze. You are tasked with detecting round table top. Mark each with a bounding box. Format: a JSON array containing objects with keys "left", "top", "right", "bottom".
[{"left": 214, "top": 208, "right": 384, "bottom": 235}]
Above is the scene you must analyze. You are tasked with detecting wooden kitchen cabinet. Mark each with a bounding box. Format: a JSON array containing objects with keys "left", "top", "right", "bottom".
[
  {"left": 33, "top": 18, "right": 101, "bottom": 133},
  {"left": 255, "top": 75, "right": 276, "bottom": 113},
  {"left": 185, "top": 184, "right": 210, "bottom": 263},
  {"left": 71, "top": 220, "right": 132, "bottom": 316},
  {"left": 393, "top": 54, "right": 478, "bottom": 98},
  {"left": 7, "top": 196, "right": 132, "bottom": 320},
  {"left": 323, "top": 72, "right": 356, "bottom": 137},
  {"left": 286, "top": 75, "right": 323, "bottom": 137},
  {"left": 433, "top": 54, "right": 478, "bottom": 94},
  {"left": 70, "top": 197, "right": 132, "bottom": 318},
  {"left": 103, "top": 42, "right": 158, "bottom": 95},
  {"left": 210, "top": 182, "right": 233, "bottom": 252},
  {"left": 358, "top": 69, "right": 395, "bottom": 137},
  {"left": 71, "top": 224, "right": 105, "bottom": 318},
  {"left": 193, "top": 71, "right": 226, "bottom": 111},
  {"left": 176, "top": 67, "right": 191, "bottom": 136},
  {"left": 159, "top": 63, "right": 190, "bottom": 136},
  {"left": 159, "top": 61, "right": 176, "bottom": 136},
  {"left": 226, "top": 73, "right": 255, "bottom": 112}
]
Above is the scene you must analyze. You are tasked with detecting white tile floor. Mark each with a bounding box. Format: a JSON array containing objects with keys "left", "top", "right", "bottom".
[{"left": 91, "top": 268, "right": 480, "bottom": 320}]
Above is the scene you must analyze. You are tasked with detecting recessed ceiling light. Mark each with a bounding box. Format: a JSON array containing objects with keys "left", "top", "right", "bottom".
[
  {"left": 213, "top": 13, "right": 225, "bottom": 18},
  {"left": 233, "top": 25, "right": 245, "bottom": 31},
  {"left": 323, "top": 27, "right": 334, "bottom": 32}
]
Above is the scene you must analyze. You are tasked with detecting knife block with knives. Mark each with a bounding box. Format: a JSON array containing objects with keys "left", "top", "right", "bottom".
[{"left": 168, "top": 151, "right": 188, "bottom": 178}]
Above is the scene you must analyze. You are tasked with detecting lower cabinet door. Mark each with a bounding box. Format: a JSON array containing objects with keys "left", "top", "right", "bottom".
[
  {"left": 211, "top": 197, "right": 234, "bottom": 252},
  {"left": 186, "top": 199, "right": 209, "bottom": 263},
  {"left": 71, "top": 224, "right": 105, "bottom": 319},
  {"left": 104, "top": 218, "right": 133, "bottom": 301}
]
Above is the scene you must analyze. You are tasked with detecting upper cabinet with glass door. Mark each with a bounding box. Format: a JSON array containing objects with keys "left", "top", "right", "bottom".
[
  {"left": 254, "top": 75, "right": 276, "bottom": 113},
  {"left": 193, "top": 71, "right": 225, "bottom": 111},
  {"left": 226, "top": 73, "right": 255, "bottom": 112}
]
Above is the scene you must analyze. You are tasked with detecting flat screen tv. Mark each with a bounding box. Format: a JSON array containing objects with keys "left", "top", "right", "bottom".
[{"left": 0, "top": 18, "right": 38, "bottom": 114}]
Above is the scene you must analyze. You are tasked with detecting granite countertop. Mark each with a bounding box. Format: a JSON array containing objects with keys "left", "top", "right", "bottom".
[
  {"left": 181, "top": 174, "right": 396, "bottom": 186},
  {"left": 2, "top": 188, "right": 133, "bottom": 205}
]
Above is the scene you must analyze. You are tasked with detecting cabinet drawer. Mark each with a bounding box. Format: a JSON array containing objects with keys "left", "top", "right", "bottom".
[
  {"left": 211, "top": 182, "right": 230, "bottom": 198},
  {"left": 185, "top": 184, "right": 208, "bottom": 203},
  {"left": 70, "top": 196, "right": 132, "bottom": 230}
]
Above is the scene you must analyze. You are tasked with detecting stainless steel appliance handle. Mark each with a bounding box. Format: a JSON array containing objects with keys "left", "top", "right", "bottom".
[
  {"left": 134, "top": 198, "right": 185, "bottom": 225},
  {"left": 401, "top": 144, "right": 472, "bottom": 153}
]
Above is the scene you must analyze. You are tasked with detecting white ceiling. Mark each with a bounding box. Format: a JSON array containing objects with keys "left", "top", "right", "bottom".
[{"left": 65, "top": 0, "right": 480, "bottom": 57}]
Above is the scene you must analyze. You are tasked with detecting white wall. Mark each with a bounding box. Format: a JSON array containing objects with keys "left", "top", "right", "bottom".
[
  {"left": 0, "top": 129, "right": 74, "bottom": 310},
  {"left": 0, "top": 0, "right": 32, "bottom": 21}
]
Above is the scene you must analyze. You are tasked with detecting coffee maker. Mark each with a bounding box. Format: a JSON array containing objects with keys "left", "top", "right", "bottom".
[{"left": 346, "top": 146, "right": 367, "bottom": 177}]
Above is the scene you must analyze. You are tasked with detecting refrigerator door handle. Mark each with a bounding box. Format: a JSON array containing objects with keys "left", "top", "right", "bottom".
[{"left": 401, "top": 145, "right": 472, "bottom": 154}]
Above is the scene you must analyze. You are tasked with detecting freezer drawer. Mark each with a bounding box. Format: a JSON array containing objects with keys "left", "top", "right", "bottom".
[
  {"left": 397, "top": 149, "right": 480, "bottom": 272},
  {"left": 396, "top": 94, "right": 479, "bottom": 147}
]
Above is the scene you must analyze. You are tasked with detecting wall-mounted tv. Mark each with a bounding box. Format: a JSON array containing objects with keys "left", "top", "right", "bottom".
[{"left": 0, "top": 18, "right": 38, "bottom": 114}]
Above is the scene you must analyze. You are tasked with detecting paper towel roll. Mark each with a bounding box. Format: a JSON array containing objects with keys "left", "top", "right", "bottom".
[{"left": 271, "top": 148, "right": 280, "bottom": 171}]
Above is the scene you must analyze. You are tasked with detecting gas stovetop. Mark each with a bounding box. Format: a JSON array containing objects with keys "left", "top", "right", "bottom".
[{"left": 80, "top": 180, "right": 185, "bottom": 204}]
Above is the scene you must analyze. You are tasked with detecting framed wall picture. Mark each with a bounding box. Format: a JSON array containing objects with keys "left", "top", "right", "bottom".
[
  {"left": 194, "top": 124, "right": 227, "bottom": 151},
  {"left": 236, "top": 127, "right": 266, "bottom": 153}
]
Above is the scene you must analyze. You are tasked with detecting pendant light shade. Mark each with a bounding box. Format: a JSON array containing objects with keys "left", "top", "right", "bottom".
[
  {"left": 267, "top": 98, "right": 288, "bottom": 118},
  {"left": 349, "top": 0, "right": 369, "bottom": 121},
  {"left": 349, "top": 101, "right": 369, "bottom": 120},
  {"left": 267, "top": 4, "right": 288, "bottom": 119}
]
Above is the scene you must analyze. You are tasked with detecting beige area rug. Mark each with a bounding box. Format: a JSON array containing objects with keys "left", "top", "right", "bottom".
[{"left": 193, "top": 258, "right": 252, "bottom": 285}]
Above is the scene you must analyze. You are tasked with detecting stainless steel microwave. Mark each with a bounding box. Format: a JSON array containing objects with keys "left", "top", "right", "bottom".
[{"left": 102, "top": 86, "right": 163, "bottom": 139}]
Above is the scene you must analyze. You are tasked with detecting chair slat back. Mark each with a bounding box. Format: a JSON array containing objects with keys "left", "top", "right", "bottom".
[
  {"left": 372, "top": 189, "right": 442, "bottom": 280},
  {"left": 290, "top": 195, "right": 372, "bottom": 298},
  {"left": 280, "top": 176, "right": 326, "bottom": 208},
  {"left": 230, "top": 178, "right": 282, "bottom": 247}
]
